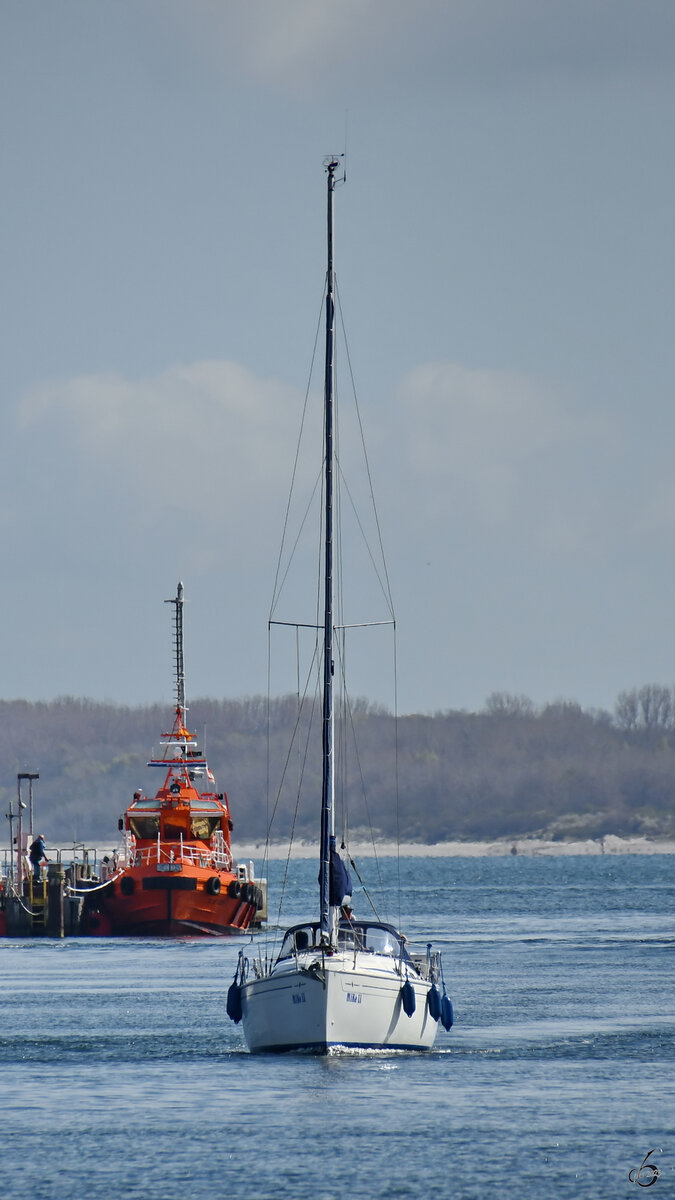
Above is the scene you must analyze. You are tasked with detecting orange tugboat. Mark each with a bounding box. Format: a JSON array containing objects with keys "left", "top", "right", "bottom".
[{"left": 83, "top": 583, "right": 264, "bottom": 937}]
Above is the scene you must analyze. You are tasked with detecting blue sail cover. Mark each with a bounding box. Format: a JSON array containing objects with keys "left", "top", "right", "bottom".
[{"left": 329, "top": 842, "right": 352, "bottom": 906}]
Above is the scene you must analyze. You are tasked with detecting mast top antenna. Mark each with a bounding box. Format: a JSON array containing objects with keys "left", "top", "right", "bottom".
[{"left": 323, "top": 154, "right": 346, "bottom": 184}]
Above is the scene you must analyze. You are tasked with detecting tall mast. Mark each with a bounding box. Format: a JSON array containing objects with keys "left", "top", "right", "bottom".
[
  {"left": 166, "top": 581, "right": 186, "bottom": 721},
  {"left": 319, "top": 158, "right": 340, "bottom": 941}
]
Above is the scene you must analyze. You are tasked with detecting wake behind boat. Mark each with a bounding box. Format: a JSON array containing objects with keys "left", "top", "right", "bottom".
[
  {"left": 227, "top": 159, "right": 453, "bottom": 1051},
  {"left": 82, "top": 583, "right": 265, "bottom": 937}
]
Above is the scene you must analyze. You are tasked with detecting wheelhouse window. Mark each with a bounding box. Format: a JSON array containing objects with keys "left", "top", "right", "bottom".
[
  {"left": 190, "top": 815, "right": 221, "bottom": 839},
  {"left": 128, "top": 815, "right": 160, "bottom": 839}
]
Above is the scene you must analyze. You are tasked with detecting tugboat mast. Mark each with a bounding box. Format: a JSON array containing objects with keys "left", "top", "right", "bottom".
[{"left": 166, "top": 581, "right": 186, "bottom": 719}]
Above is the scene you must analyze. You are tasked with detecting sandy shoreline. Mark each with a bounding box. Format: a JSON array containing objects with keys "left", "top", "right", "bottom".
[
  {"left": 6, "top": 834, "right": 672, "bottom": 867},
  {"left": 234, "top": 835, "right": 675, "bottom": 860}
]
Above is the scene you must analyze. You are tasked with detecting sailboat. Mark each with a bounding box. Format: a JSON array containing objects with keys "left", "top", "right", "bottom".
[
  {"left": 82, "top": 583, "right": 265, "bottom": 937},
  {"left": 226, "top": 159, "right": 453, "bottom": 1051}
]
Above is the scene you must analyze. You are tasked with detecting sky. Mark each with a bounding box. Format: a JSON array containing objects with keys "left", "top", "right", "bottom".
[{"left": 1, "top": 0, "right": 675, "bottom": 717}]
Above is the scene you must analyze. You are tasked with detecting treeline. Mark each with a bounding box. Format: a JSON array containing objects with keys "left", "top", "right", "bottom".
[{"left": 1, "top": 686, "right": 675, "bottom": 847}]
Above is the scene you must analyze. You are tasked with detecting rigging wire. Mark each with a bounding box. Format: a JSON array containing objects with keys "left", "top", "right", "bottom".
[
  {"left": 265, "top": 630, "right": 322, "bottom": 929},
  {"left": 269, "top": 289, "right": 326, "bottom": 621},
  {"left": 262, "top": 624, "right": 273, "bottom": 957},
  {"left": 333, "top": 275, "right": 401, "bottom": 922},
  {"left": 393, "top": 624, "right": 402, "bottom": 932},
  {"left": 332, "top": 634, "right": 387, "bottom": 922},
  {"left": 335, "top": 278, "right": 396, "bottom": 617},
  {"left": 263, "top": 261, "right": 402, "bottom": 935},
  {"left": 276, "top": 676, "right": 320, "bottom": 933},
  {"left": 264, "top": 285, "right": 325, "bottom": 944}
]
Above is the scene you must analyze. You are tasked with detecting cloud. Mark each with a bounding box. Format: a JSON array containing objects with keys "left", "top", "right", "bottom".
[
  {"left": 156, "top": 0, "right": 675, "bottom": 94},
  {"left": 13, "top": 355, "right": 629, "bottom": 575},
  {"left": 2, "top": 353, "right": 671, "bottom": 710},
  {"left": 17, "top": 361, "right": 302, "bottom": 554},
  {"left": 389, "top": 360, "right": 620, "bottom": 554},
  {"left": 159, "top": 0, "right": 422, "bottom": 91}
]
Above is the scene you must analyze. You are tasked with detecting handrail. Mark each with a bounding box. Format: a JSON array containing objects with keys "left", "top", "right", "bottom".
[
  {"left": 1, "top": 840, "right": 235, "bottom": 898},
  {"left": 130, "top": 842, "right": 233, "bottom": 872},
  {"left": 1, "top": 843, "right": 102, "bottom": 895}
]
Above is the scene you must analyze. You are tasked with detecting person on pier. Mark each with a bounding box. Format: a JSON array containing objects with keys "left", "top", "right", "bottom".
[{"left": 29, "top": 834, "right": 48, "bottom": 883}]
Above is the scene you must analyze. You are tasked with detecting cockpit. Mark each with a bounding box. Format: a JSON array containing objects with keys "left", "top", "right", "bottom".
[{"left": 277, "top": 920, "right": 409, "bottom": 962}]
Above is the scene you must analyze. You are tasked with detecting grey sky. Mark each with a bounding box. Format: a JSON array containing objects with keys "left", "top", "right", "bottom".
[{"left": 1, "top": 2, "right": 674, "bottom": 715}]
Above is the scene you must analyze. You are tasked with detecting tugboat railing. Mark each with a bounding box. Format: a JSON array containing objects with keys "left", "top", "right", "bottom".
[{"left": 130, "top": 841, "right": 233, "bottom": 872}]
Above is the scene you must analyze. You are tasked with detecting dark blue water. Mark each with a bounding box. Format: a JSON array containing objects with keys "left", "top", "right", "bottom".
[{"left": 1, "top": 855, "right": 673, "bottom": 1199}]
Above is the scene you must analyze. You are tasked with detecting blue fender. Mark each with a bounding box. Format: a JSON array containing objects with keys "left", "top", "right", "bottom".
[
  {"left": 427, "top": 984, "right": 441, "bottom": 1022},
  {"left": 226, "top": 980, "right": 242, "bottom": 1024},
  {"left": 401, "top": 978, "right": 416, "bottom": 1018}
]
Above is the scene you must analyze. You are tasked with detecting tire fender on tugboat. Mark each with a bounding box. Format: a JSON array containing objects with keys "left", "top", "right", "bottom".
[{"left": 206, "top": 876, "right": 221, "bottom": 895}]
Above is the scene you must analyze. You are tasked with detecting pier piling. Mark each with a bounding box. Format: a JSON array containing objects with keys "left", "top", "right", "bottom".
[{"left": 47, "top": 863, "right": 65, "bottom": 937}]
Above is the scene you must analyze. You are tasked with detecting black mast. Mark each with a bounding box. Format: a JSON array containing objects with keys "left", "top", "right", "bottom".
[{"left": 319, "top": 159, "right": 340, "bottom": 942}]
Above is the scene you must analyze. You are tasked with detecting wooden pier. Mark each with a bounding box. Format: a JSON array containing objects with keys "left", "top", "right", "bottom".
[
  {"left": 0, "top": 848, "right": 267, "bottom": 938},
  {"left": 1, "top": 857, "right": 96, "bottom": 937}
]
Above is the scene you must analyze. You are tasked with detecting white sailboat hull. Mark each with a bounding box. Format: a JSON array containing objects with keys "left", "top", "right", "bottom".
[{"left": 240, "top": 951, "right": 439, "bottom": 1053}]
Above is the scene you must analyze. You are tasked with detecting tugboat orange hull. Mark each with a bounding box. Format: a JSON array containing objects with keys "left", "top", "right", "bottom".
[{"left": 85, "top": 868, "right": 263, "bottom": 937}]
